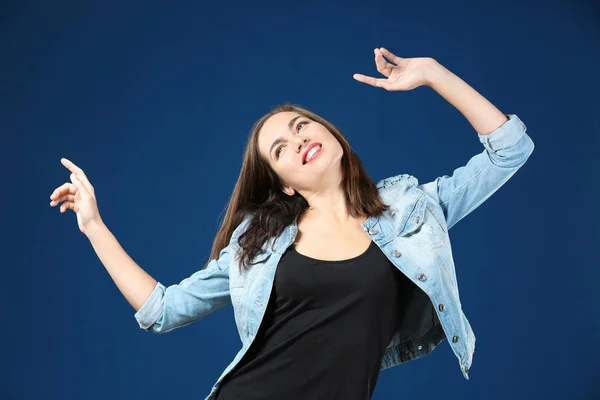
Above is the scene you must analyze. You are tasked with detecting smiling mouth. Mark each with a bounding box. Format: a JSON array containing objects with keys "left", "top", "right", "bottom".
[{"left": 303, "top": 145, "right": 322, "bottom": 164}]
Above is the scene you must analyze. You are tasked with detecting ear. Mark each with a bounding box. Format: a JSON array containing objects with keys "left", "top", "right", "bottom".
[{"left": 281, "top": 184, "right": 295, "bottom": 197}]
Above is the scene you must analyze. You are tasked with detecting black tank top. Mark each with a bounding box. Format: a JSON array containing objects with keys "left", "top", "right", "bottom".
[{"left": 215, "top": 240, "right": 418, "bottom": 400}]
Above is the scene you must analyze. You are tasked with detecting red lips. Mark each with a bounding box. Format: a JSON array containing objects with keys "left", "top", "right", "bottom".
[{"left": 303, "top": 142, "right": 321, "bottom": 164}]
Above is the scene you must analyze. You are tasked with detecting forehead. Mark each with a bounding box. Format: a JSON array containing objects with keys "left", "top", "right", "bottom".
[
  {"left": 261, "top": 111, "right": 298, "bottom": 137},
  {"left": 258, "top": 111, "right": 300, "bottom": 148}
]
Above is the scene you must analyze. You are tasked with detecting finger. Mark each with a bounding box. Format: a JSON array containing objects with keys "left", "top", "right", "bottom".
[
  {"left": 60, "top": 202, "right": 78, "bottom": 213},
  {"left": 62, "top": 158, "right": 95, "bottom": 195},
  {"left": 374, "top": 49, "right": 393, "bottom": 77},
  {"left": 74, "top": 172, "right": 95, "bottom": 196},
  {"left": 61, "top": 158, "right": 83, "bottom": 174},
  {"left": 70, "top": 174, "right": 90, "bottom": 198},
  {"left": 50, "top": 182, "right": 76, "bottom": 200},
  {"left": 352, "top": 73, "right": 376, "bottom": 86},
  {"left": 60, "top": 201, "right": 74, "bottom": 213},
  {"left": 50, "top": 194, "right": 75, "bottom": 206},
  {"left": 379, "top": 47, "right": 403, "bottom": 64},
  {"left": 352, "top": 73, "right": 389, "bottom": 89},
  {"left": 376, "top": 80, "right": 393, "bottom": 90}
]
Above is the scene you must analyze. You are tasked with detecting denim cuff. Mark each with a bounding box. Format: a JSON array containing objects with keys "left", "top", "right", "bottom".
[
  {"left": 134, "top": 281, "right": 166, "bottom": 330},
  {"left": 477, "top": 114, "right": 527, "bottom": 154}
]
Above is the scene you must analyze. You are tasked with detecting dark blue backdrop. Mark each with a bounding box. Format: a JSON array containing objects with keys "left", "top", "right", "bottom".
[{"left": 4, "top": 0, "right": 599, "bottom": 399}]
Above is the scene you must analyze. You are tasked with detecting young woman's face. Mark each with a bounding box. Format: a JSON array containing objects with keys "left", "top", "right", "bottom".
[{"left": 258, "top": 111, "right": 344, "bottom": 196}]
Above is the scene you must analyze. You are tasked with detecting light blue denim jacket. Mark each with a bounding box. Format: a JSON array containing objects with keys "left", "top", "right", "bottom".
[{"left": 134, "top": 114, "right": 534, "bottom": 400}]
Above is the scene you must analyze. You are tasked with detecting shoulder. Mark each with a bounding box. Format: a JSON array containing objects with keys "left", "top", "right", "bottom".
[
  {"left": 375, "top": 173, "right": 419, "bottom": 191},
  {"left": 231, "top": 214, "right": 253, "bottom": 241}
]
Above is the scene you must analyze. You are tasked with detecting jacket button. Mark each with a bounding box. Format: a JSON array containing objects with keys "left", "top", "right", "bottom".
[
  {"left": 417, "top": 273, "right": 427, "bottom": 281},
  {"left": 392, "top": 249, "right": 401, "bottom": 257},
  {"left": 369, "top": 227, "right": 377, "bottom": 235},
  {"left": 438, "top": 304, "right": 445, "bottom": 312},
  {"left": 414, "top": 215, "right": 420, "bottom": 224},
  {"left": 452, "top": 335, "right": 460, "bottom": 343}
]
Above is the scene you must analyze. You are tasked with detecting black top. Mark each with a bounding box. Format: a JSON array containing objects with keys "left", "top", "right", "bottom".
[{"left": 215, "top": 240, "right": 419, "bottom": 400}]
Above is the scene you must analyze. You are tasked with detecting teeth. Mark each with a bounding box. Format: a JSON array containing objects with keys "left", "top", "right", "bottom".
[{"left": 305, "top": 146, "right": 319, "bottom": 163}]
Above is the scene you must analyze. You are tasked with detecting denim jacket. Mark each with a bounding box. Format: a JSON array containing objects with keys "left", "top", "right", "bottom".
[{"left": 134, "top": 114, "right": 534, "bottom": 400}]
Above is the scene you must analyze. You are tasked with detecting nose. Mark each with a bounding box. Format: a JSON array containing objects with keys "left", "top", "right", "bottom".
[
  {"left": 298, "top": 137, "right": 308, "bottom": 148},
  {"left": 295, "top": 137, "right": 308, "bottom": 152}
]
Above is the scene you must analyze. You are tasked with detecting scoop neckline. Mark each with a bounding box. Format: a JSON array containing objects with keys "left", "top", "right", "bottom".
[{"left": 290, "top": 240, "right": 376, "bottom": 264}]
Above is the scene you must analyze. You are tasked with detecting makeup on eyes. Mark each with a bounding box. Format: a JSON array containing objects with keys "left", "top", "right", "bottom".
[{"left": 275, "top": 120, "right": 308, "bottom": 159}]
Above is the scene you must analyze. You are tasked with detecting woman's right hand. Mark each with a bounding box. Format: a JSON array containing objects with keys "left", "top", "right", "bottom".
[{"left": 49, "top": 158, "right": 102, "bottom": 234}]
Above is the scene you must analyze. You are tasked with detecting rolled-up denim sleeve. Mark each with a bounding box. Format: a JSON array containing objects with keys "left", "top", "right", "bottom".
[
  {"left": 134, "top": 242, "right": 234, "bottom": 334},
  {"left": 418, "top": 114, "right": 535, "bottom": 230}
]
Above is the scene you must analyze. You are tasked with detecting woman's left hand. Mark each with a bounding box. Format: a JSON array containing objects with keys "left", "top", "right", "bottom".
[{"left": 353, "top": 48, "right": 437, "bottom": 91}]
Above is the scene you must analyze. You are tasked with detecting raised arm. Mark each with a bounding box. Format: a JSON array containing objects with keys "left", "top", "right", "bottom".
[
  {"left": 418, "top": 114, "right": 534, "bottom": 230},
  {"left": 417, "top": 60, "right": 534, "bottom": 229},
  {"left": 85, "top": 219, "right": 159, "bottom": 313},
  {"left": 353, "top": 50, "right": 534, "bottom": 229},
  {"left": 49, "top": 158, "right": 159, "bottom": 318}
]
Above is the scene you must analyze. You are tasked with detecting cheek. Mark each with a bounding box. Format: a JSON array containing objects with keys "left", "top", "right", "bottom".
[
  {"left": 285, "top": 161, "right": 300, "bottom": 173},
  {"left": 283, "top": 154, "right": 300, "bottom": 168},
  {"left": 274, "top": 163, "right": 295, "bottom": 179}
]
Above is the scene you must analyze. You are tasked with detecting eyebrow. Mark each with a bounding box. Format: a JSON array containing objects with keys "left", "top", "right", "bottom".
[{"left": 269, "top": 115, "right": 303, "bottom": 160}]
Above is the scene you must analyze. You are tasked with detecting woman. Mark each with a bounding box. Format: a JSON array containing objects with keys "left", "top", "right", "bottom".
[{"left": 49, "top": 47, "right": 534, "bottom": 400}]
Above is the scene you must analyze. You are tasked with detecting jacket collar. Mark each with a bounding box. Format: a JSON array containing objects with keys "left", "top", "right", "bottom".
[{"left": 257, "top": 173, "right": 422, "bottom": 256}]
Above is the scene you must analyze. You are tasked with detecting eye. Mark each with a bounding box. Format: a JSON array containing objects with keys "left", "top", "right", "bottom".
[
  {"left": 275, "top": 121, "right": 308, "bottom": 159},
  {"left": 296, "top": 121, "right": 307, "bottom": 132},
  {"left": 275, "top": 145, "right": 285, "bottom": 159}
]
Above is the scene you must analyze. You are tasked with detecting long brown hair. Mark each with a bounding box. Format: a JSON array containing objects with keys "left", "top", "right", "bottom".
[{"left": 204, "top": 103, "right": 390, "bottom": 273}]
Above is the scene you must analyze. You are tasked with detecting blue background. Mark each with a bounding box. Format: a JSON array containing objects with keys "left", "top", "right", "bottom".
[{"left": 3, "top": 0, "right": 599, "bottom": 399}]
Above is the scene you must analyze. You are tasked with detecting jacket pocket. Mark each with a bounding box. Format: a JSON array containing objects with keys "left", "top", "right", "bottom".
[{"left": 400, "top": 196, "right": 447, "bottom": 248}]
